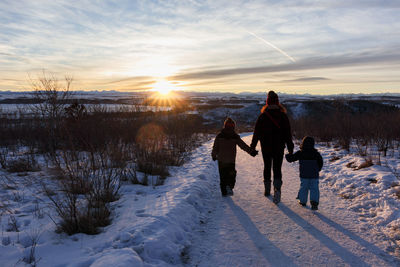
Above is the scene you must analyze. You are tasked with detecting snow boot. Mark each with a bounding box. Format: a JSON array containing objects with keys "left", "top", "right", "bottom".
[
  {"left": 221, "top": 185, "right": 227, "bottom": 196},
  {"left": 273, "top": 189, "right": 281, "bottom": 204},
  {"left": 311, "top": 201, "right": 319, "bottom": 210},
  {"left": 298, "top": 201, "right": 306, "bottom": 207},
  {"left": 264, "top": 189, "right": 270, "bottom": 197},
  {"left": 226, "top": 186, "right": 234, "bottom": 196}
]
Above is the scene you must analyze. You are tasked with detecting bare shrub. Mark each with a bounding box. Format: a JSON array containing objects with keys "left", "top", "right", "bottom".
[
  {"left": 29, "top": 71, "right": 72, "bottom": 153},
  {"left": 6, "top": 155, "right": 40, "bottom": 173},
  {"left": 2, "top": 236, "right": 11, "bottom": 246},
  {"left": 355, "top": 138, "right": 369, "bottom": 157},
  {"left": 7, "top": 214, "right": 19, "bottom": 232},
  {"left": 106, "top": 142, "right": 131, "bottom": 169},
  {"left": 126, "top": 168, "right": 141, "bottom": 184},
  {"left": 21, "top": 230, "right": 41, "bottom": 266},
  {"left": 135, "top": 123, "right": 170, "bottom": 177},
  {"left": 44, "top": 145, "right": 122, "bottom": 235},
  {"left": 291, "top": 102, "right": 400, "bottom": 158},
  {"left": 43, "top": 182, "right": 100, "bottom": 235},
  {"left": 0, "top": 147, "right": 8, "bottom": 169}
]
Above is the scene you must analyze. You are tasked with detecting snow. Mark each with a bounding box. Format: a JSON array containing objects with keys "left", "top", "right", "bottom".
[
  {"left": 1, "top": 135, "right": 400, "bottom": 266},
  {"left": 91, "top": 248, "right": 143, "bottom": 267},
  {"left": 0, "top": 144, "right": 218, "bottom": 266},
  {"left": 186, "top": 135, "right": 399, "bottom": 266},
  {"left": 319, "top": 144, "right": 400, "bottom": 253}
]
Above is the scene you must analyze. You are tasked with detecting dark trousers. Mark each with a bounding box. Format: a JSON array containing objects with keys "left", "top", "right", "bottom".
[
  {"left": 262, "top": 150, "right": 284, "bottom": 193},
  {"left": 218, "top": 162, "right": 236, "bottom": 194}
]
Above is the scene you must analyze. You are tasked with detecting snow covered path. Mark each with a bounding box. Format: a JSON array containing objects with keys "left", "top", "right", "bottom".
[{"left": 187, "top": 135, "right": 399, "bottom": 267}]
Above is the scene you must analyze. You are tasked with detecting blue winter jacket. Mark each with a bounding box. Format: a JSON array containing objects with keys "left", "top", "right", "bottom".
[{"left": 285, "top": 137, "right": 323, "bottom": 179}]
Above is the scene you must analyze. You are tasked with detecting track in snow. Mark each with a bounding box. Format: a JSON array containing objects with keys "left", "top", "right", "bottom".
[{"left": 186, "top": 135, "right": 398, "bottom": 267}]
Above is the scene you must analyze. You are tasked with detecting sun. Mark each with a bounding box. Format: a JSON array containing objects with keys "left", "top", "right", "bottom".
[{"left": 152, "top": 80, "right": 175, "bottom": 96}]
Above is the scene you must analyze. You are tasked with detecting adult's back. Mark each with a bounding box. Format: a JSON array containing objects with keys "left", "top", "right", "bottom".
[
  {"left": 250, "top": 105, "right": 293, "bottom": 154},
  {"left": 250, "top": 91, "right": 294, "bottom": 204}
]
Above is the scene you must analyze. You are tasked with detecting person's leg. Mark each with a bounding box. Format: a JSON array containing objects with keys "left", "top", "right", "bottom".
[
  {"left": 272, "top": 151, "right": 284, "bottom": 192},
  {"left": 298, "top": 178, "right": 309, "bottom": 204},
  {"left": 309, "top": 179, "right": 320, "bottom": 205},
  {"left": 262, "top": 152, "right": 272, "bottom": 196},
  {"left": 218, "top": 162, "right": 228, "bottom": 195},
  {"left": 227, "top": 163, "right": 237, "bottom": 189}
]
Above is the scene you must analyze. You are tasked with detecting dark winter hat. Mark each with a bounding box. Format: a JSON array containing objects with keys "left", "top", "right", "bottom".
[
  {"left": 266, "top": 90, "right": 279, "bottom": 105},
  {"left": 300, "top": 136, "right": 315, "bottom": 150},
  {"left": 224, "top": 117, "right": 236, "bottom": 129}
]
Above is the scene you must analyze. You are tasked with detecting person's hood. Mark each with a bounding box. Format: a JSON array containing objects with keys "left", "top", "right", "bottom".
[
  {"left": 220, "top": 127, "right": 238, "bottom": 139},
  {"left": 300, "top": 136, "right": 315, "bottom": 151}
]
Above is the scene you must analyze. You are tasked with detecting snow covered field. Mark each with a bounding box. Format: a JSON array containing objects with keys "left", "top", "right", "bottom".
[
  {"left": 1, "top": 135, "right": 400, "bottom": 266},
  {"left": 0, "top": 142, "right": 219, "bottom": 266}
]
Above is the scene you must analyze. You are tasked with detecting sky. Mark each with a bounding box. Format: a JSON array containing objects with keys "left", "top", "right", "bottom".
[{"left": 1, "top": 0, "right": 400, "bottom": 94}]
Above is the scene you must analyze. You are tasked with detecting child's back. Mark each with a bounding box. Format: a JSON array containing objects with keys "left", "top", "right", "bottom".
[
  {"left": 212, "top": 127, "right": 251, "bottom": 163},
  {"left": 212, "top": 118, "right": 256, "bottom": 196},
  {"left": 286, "top": 136, "right": 323, "bottom": 210},
  {"left": 286, "top": 136, "right": 323, "bottom": 178}
]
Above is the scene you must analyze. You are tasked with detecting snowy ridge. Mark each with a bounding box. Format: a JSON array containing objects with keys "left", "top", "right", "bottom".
[
  {"left": 0, "top": 141, "right": 218, "bottom": 266},
  {"left": 70, "top": 141, "right": 218, "bottom": 267}
]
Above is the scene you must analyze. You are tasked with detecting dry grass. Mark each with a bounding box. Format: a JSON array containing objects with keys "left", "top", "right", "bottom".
[
  {"left": 329, "top": 156, "right": 341, "bottom": 162},
  {"left": 346, "top": 161, "right": 357, "bottom": 169},
  {"left": 357, "top": 159, "right": 373, "bottom": 170}
]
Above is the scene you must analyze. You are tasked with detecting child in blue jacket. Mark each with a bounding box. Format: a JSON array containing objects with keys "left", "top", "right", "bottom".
[{"left": 285, "top": 136, "right": 323, "bottom": 210}]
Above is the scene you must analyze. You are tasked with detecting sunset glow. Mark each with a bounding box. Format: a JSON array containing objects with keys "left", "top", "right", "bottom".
[
  {"left": 1, "top": 1, "right": 400, "bottom": 94},
  {"left": 152, "top": 80, "right": 176, "bottom": 96}
]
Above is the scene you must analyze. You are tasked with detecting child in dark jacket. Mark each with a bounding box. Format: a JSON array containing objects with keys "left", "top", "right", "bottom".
[
  {"left": 212, "top": 117, "right": 258, "bottom": 196},
  {"left": 285, "top": 136, "right": 323, "bottom": 210}
]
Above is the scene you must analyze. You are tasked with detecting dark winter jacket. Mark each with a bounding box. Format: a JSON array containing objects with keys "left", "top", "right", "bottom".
[
  {"left": 286, "top": 137, "right": 323, "bottom": 179},
  {"left": 250, "top": 105, "right": 294, "bottom": 154},
  {"left": 212, "top": 128, "right": 253, "bottom": 163}
]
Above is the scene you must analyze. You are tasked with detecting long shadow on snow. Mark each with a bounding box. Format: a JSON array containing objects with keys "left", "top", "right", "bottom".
[
  {"left": 226, "top": 198, "right": 299, "bottom": 267},
  {"left": 315, "top": 212, "right": 399, "bottom": 265},
  {"left": 278, "top": 203, "right": 371, "bottom": 267}
]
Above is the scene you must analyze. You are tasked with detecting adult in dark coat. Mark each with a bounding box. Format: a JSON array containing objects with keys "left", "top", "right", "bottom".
[{"left": 250, "top": 91, "right": 294, "bottom": 203}]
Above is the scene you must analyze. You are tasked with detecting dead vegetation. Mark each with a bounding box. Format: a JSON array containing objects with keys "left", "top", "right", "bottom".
[{"left": 0, "top": 72, "right": 204, "bottom": 235}]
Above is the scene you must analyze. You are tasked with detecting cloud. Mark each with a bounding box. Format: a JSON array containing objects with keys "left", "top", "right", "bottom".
[
  {"left": 282, "top": 77, "right": 330, "bottom": 82},
  {"left": 1, "top": 0, "right": 400, "bottom": 93},
  {"left": 170, "top": 50, "right": 400, "bottom": 81},
  {"left": 104, "top": 76, "right": 153, "bottom": 84}
]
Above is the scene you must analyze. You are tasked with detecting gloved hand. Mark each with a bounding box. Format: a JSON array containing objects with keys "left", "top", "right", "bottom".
[
  {"left": 285, "top": 153, "right": 294, "bottom": 162},
  {"left": 250, "top": 150, "right": 258, "bottom": 157}
]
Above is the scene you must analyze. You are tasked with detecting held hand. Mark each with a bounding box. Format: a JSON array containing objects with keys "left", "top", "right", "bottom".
[{"left": 250, "top": 150, "right": 258, "bottom": 157}]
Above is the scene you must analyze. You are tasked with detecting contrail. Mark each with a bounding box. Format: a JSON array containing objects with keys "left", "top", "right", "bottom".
[{"left": 247, "top": 31, "right": 296, "bottom": 63}]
